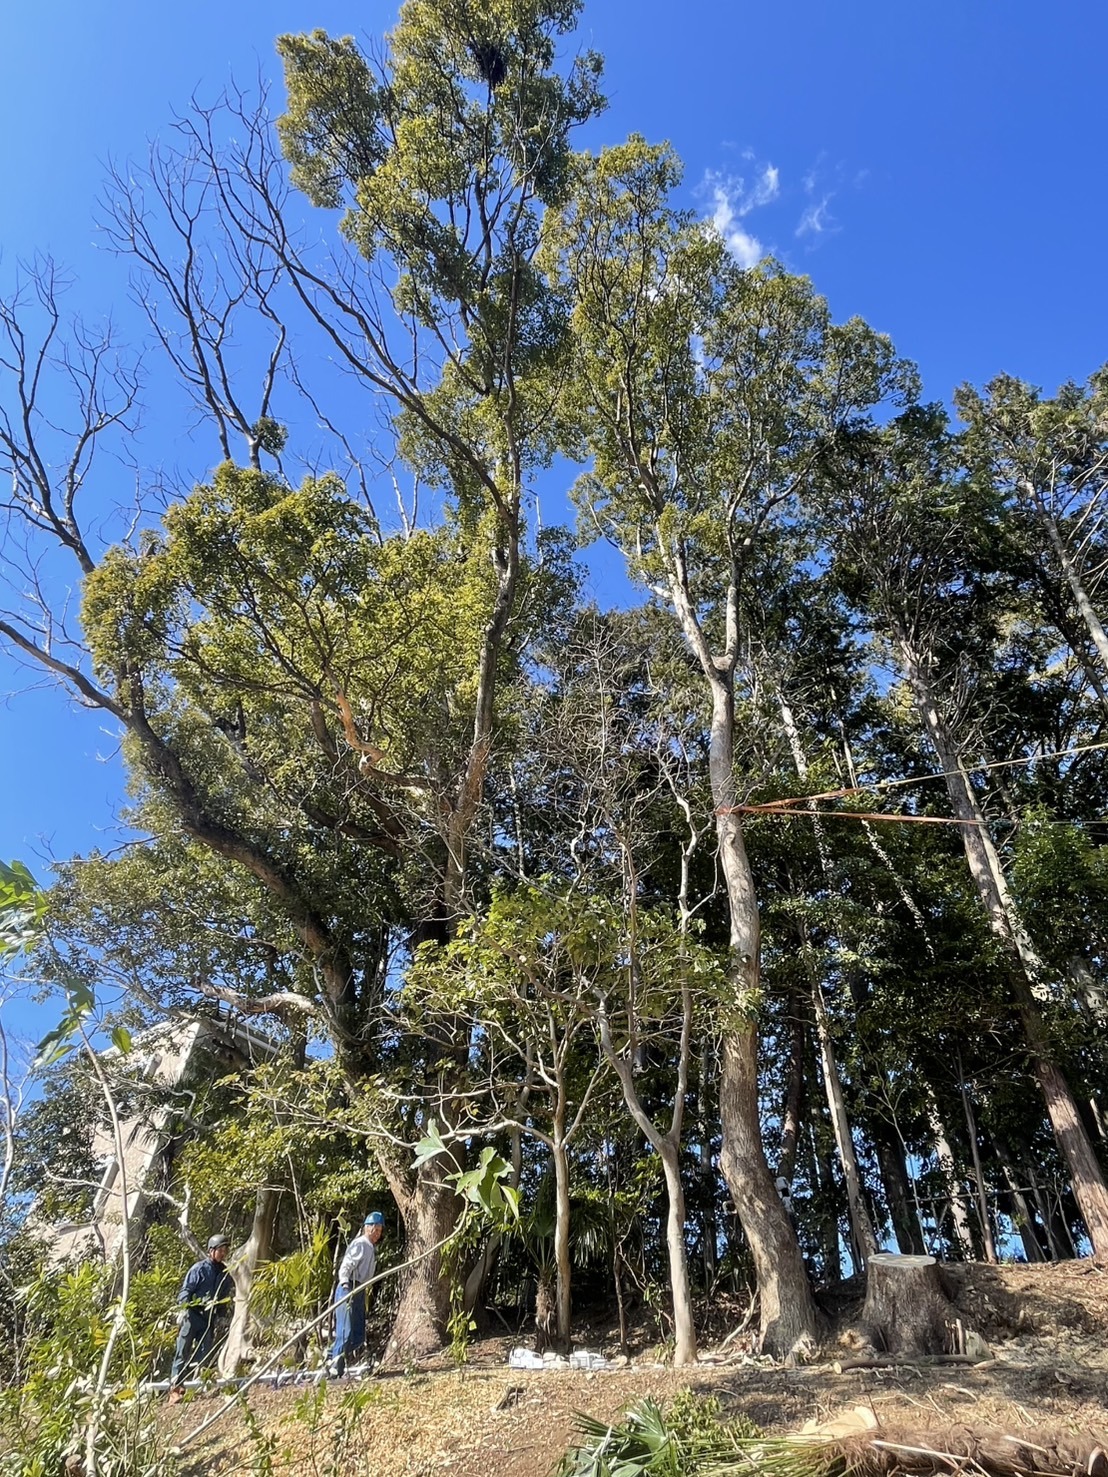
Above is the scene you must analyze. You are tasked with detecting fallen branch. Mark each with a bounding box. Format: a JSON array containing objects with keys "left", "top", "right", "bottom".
[{"left": 831, "top": 1356, "right": 998, "bottom": 1373}]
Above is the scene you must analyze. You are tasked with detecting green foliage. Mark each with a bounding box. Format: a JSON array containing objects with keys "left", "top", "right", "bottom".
[
  {"left": 557, "top": 1392, "right": 759, "bottom": 1477},
  {"left": 8, "top": 1063, "right": 101, "bottom": 1221},
  {"left": 413, "top": 1123, "right": 519, "bottom": 1226},
  {"left": 0, "top": 861, "right": 45, "bottom": 961},
  {"left": 0, "top": 1262, "right": 178, "bottom": 1477},
  {"left": 251, "top": 1225, "right": 334, "bottom": 1335}
]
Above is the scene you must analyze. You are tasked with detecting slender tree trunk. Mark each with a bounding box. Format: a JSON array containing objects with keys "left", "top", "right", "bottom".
[
  {"left": 1068, "top": 956, "right": 1108, "bottom": 1026},
  {"left": 1024, "top": 481, "right": 1108, "bottom": 684},
  {"left": 222, "top": 1185, "right": 280, "bottom": 1374},
  {"left": 658, "top": 1141, "right": 697, "bottom": 1366},
  {"left": 805, "top": 945, "right": 879, "bottom": 1263},
  {"left": 807, "top": 1108, "right": 841, "bottom": 1280},
  {"left": 596, "top": 1015, "right": 699, "bottom": 1365},
  {"left": 780, "top": 693, "right": 877, "bottom": 1264},
  {"left": 552, "top": 1132, "right": 572, "bottom": 1354},
  {"left": 442, "top": 528, "right": 518, "bottom": 915},
  {"left": 873, "top": 1129, "right": 926, "bottom": 1256},
  {"left": 900, "top": 639, "right": 1108, "bottom": 1258},
  {"left": 706, "top": 680, "right": 820, "bottom": 1356},
  {"left": 1023, "top": 1153, "right": 1070, "bottom": 1260},
  {"left": 958, "top": 1068, "right": 997, "bottom": 1263},
  {"left": 993, "top": 1134, "right": 1047, "bottom": 1263},
  {"left": 925, "top": 1087, "right": 974, "bottom": 1257},
  {"left": 776, "top": 993, "right": 806, "bottom": 1186},
  {"left": 699, "top": 1038, "right": 719, "bottom": 1289}
]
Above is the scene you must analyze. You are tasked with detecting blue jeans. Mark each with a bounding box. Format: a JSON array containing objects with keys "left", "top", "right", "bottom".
[
  {"left": 171, "top": 1307, "right": 218, "bottom": 1386},
  {"left": 329, "top": 1283, "right": 367, "bottom": 1372}
]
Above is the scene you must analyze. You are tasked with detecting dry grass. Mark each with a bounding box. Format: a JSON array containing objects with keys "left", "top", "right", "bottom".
[{"left": 165, "top": 1262, "right": 1108, "bottom": 1477}]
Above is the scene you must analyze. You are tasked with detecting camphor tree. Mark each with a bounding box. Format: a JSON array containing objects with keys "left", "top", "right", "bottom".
[
  {"left": 0, "top": 0, "right": 610, "bottom": 1359},
  {"left": 542, "top": 137, "right": 917, "bottom": 1354}
]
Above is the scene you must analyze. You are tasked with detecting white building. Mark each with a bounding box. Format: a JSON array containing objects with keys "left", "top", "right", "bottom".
[{"left": 46, "top": 1014, "right": 277, "bottom": 1264}]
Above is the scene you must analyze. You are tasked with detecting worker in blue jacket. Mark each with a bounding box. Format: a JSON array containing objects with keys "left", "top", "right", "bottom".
[
  {"left": 327, "top": 1211, "right": 385, "bottom": 1376},
  {"left": 168, "top": 1234, "right": 236, "bottom": 1401}
]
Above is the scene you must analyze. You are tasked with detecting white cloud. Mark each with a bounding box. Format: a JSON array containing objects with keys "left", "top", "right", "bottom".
[
  {"left": 750, "top": 165, "right": 780, "bottom": 209},
  {"left": 708, "top": 184, "right": 764, "bottom": 267},
  {"left": 701, "top": 161, "right": 779, "bottom": 267},
  {"left": 796, "top": 195, "right": 834, "bottom": 239}
]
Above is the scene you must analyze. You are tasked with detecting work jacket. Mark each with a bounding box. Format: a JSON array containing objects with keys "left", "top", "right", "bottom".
[
  {"left": 337, "top": 1233, "right": 378, "bottom": 1288},
  {"left": 178, "top": 1256, "right": 235, "bottom": 1314}
]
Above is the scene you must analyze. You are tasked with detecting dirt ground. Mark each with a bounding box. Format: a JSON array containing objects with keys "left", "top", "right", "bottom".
[{"left": 169, "top": 1261, "right": 1108, "bottom": 1477}]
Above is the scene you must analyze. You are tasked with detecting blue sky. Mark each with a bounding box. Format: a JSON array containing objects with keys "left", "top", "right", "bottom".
[{"left": 2, "top": 0, "right": 1107, "bottom": 920}]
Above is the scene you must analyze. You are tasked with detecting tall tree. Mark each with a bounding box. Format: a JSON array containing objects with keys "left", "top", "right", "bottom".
[
  {"left": 822, "top": 406, "right": 1108, "bottom": 1256},
  {"left": 544, "top": 138, "right": 916, "bottom": 1352},
  {"left": 0, "top": 0, "right": 608, "bottom": 1357}
]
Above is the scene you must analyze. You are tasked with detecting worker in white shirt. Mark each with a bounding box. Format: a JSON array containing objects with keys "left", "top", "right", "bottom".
[{"left": 327, "top": 1211, "right": 386, "bottom": 1375}]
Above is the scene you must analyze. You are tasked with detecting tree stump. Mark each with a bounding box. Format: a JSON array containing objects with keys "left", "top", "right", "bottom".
[{"left": 860, "top": 1253, "right": 961, "bottom": 1356}]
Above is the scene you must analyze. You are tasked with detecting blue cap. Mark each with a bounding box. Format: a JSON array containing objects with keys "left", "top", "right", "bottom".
[{"left": 364, "top": 1211, "right": 385, "bottom": 1227}]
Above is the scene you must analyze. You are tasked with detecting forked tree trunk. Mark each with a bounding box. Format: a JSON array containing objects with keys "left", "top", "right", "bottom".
[
  {"left": 901, "top": 642, "right": 1108, "bottom": 1258},
  {"left": 597, "top": 1011, "right": 699, "bottom": 1366}
]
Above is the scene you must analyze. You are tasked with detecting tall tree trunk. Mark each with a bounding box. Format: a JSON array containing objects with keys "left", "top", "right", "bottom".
[
  {"left": 1022, "top": 1150, "right": 1071, "bottom": 1260},
  {"left": 551, "top": 1132, "right": 573, "bottom": 1354},
  {"left": 958, "top": 1066, "right": 997, "bottom": 1263},
  {"left": 699, "top": 1038, "right": 719, "bottom": 1288},
  {"left": 596, "top": 1011, "right": 699, "bottom": 1366},
  {"left": 780, "top": 692, "right": 877, "bottom": 1264},
  {"left": 992, "top": 1133, "right": 1047, "bottom": 1263},
  {"left": 900, "top": 639, "right": 1108, "bottom": 1258},
  {"left": 925, "top": 1086, "right": 974, "bottom": 1257},
  {"left": 657, "top": 1141, "right": 697, "bottom": 1366},
  {"left": 776, "top": 993, "right": 806, "bottom": 1186},
  {"left": 379, "top": 1157, "right": 458, "bottom": 1364},
  {"left": 807, "top": 1108, "right": 841, "bottom": 1280},
  {"left": 805, "top": 945, "right": 879, "bottom": 1263},
  {"left": 222, "top": 1185, "right": 280, "bottom": 1374},
  {"left": 706, "top": 678, "right": 820, "bottom": 1356},
  {"left": 1023, "top": 480, "right": 1108, "bottom": 686},
  {"left": 873, "top": 1128, "right": 926, "bottom": 1256}
]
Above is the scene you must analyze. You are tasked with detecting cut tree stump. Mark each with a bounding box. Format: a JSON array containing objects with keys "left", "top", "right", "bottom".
[{"left": 860, "top": 1253, "right": 964, "bottom": 1356}]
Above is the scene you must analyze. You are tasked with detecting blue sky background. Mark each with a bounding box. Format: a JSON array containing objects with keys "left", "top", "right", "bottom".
[{"left": 2, "top": 0, "right": 1107, "bottom": 1027}]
